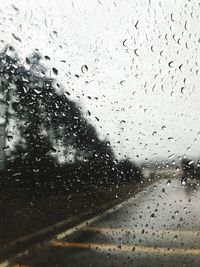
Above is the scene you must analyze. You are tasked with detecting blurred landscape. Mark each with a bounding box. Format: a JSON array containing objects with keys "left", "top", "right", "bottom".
[
  {"left": 0, "top": 46, "right": 144, "bottom": 248},
  {"left": 0, "top": 1, "right": 200, "bottom": 266},
  {"left": 0, "top": 46, "right": 199, "bottom": 257}
]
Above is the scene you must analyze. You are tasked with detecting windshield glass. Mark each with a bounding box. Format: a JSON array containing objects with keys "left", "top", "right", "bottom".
[{"left": 0, "top": 1, "right": 200, "bottom": 267}]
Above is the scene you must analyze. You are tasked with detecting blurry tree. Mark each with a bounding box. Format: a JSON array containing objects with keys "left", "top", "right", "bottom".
[
  {"left": 0, "top": 45, "right": 142, "bottom": 194},
  {"left": 0, "top": 47, "right": 101, "bottom": 165}
]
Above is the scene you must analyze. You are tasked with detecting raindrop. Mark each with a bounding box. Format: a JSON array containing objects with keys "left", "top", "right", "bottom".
[
  {"left": 179, "top": 64, "right": 183, "bottom": 71},
  {"left": 123, "top": 39, "right": 127, "bottom": 47},
  {"left": 34, "top": 88, "right": 42, "bottom": 94},
  {"left": 50, "top": 31, "right": 58, "bottom": 39},
  {"left": 81, "top": 65, "right": 88, "bottom": 74},
  {"left": 120, "top": 80, "right": 126, "bottom": 85},
  {"left": 22, "top": 86, "right": 29, "bottom": 93},
  {"left": 12, "top": 33, "right": 21, "bottom": 42},
  {"left": 162, "top": 188, "right": 166, "bottom": 194},
  {"left": 170, "top": 13, "right": 175, "bottom": 22},
  {"left": 134, "top": 49, "right": 139, "bottom": 56},
  {"left": 181, "top": 177, "right": 187, "bottom": 186},
  {"left": 168, "top": 61, "right": 174, "bottom": 68},
  {"left": 106, "top": 253, "right": 110, "bottom": 259},
  {"left": 52, "top": 67, "right": 58, "bottom": 75},
  {"left": 11, "top": 4, "right": 19, "bottom": 12},
  {"left": 44, "top": 55, "right": 50, "bottom": 60},
  {"left": 135, "top": 20, "right": 139, "bottom": 30},
  {"left": 188, "top": 160, "right": 194, "bottom": 165},
  {"left": 181, "top": 87, "right": 184, "bottom": 94},
  {"left": 166, "top": 180, "right": 171, "bottom": 186},
  {"left": 184, "top": 21, "right": 188, "bottom": 31},
  {"left": 150, "top": 213, "right": 155, "bottom": 219}
]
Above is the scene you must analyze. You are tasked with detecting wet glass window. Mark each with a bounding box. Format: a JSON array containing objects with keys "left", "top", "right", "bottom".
[{"left": 0, "top": 1, "right": 200, "bottom": 267}]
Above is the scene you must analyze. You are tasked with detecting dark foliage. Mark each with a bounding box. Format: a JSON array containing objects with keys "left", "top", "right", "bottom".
[{"left": 0, "top": 45, "right": 142, "bottom": 196}]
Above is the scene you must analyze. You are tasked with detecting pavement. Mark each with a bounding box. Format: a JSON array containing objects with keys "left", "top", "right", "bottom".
[
  {"left": 0, "top": 180, "right": 149, "bottom": 247},
  {"left": 1, "top": 178, "right": 200, "bottom": 267}
]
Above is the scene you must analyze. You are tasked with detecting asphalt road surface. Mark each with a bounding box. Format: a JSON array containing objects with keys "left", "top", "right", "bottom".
[{"left": 2, "top": 178, "right": 200, "bottom": 267}]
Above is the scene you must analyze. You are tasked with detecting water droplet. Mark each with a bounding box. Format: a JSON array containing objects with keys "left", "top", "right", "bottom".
[
  {"left": 120, "top": 80, "right": 126, "bottom": 85},
  {"left": 34, "top": 88, "right": 42, "bottom": 94},
  {"left": 166, "top": 180, "right": 171, "bottom": 186},
  {"left": 123, "top": 39, "right": 127, "bottom": 47},
  {"left": 11, "top": 4, "right": 19, "bottom": 12},
  {"left": 168, "top": 61, "right": 174, "bottom": 68},
  {"left": 106, "top": 253, "right": 110, "bottom": 258},
  {"left": 52, "top": 67, "right": 58, "bottom": 75},
  {"left": 162, "top": 188, "right": 166, "bottom": 193},
  {"left": 150, "top": 213, "right": 155, "bottom": 219},
  {"left": 44, "top": 55, "right": 50, "bottom": 60},
  {"left": 12, "top": 33, "right": 21, "bottom": 42},
  {"left": 134, "top": 49, "right": 139, "bottom": 56},
  {"left": 135, "top": 20, "right": 139, "bottom": 30},
  {"left": 81, "top": 65, "right": 88, "bottom": 74},
  {"left": 181, "top": 177, "right": 187, "bottom": 186}
]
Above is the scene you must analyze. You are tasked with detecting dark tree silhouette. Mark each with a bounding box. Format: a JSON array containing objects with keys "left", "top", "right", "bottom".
[{"left": 0, "top": 45, "right": 142, "bottom": 195}]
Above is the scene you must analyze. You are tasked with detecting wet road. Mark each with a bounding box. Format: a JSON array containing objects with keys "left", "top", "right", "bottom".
[{"left": 3, "top": 178, "right": 200, "bottom": 267}]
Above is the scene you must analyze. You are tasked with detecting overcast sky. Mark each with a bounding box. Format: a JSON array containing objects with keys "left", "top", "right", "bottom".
[{"left": 1, "top": 0, "right": 200, "bottom": 163}]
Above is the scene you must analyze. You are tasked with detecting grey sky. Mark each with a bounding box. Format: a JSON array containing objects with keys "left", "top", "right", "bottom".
[{"left": 0, "top": 0, "right": 200, "bottom": 162}]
